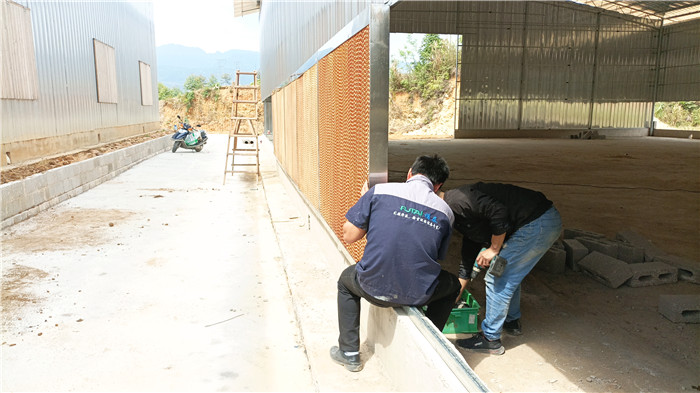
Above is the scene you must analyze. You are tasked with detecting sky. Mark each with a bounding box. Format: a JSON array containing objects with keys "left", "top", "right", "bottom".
[
  {"left": 153, "top": 0, "right": 260, "bottom": 53},
  {"left": 152, "top": 0, "right": 434, "bottom": 59}
]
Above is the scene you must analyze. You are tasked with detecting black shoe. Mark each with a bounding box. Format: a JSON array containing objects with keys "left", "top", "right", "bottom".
[
  {"left": 456, "top": 332, "right": 505, "bottom": 355},
  {"left": 330, "top": 346, "right": 363, "bottom": 372},
  {"left": 503, "top": 318, "right": 522, "bottom": 336}
]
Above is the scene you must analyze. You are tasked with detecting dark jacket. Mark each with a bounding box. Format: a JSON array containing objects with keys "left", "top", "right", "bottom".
[{"left": 444, "top": 182, "right": 553, "bottom": 244}]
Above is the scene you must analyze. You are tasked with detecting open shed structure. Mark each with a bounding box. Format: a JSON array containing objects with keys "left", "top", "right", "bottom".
[{"left": 258, "top": 0, "right": 700, "bottom": 266}]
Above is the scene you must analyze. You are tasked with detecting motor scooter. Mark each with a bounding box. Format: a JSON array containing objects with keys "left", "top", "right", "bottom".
[{"left": 172, "top": 115, "right": 208, "bottom": 152}]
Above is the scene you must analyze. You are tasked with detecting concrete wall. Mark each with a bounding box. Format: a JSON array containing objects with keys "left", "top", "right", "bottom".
[
  {"left": 652, "top": 129, "right": 700, "bottom": 139},
  {"left": 455, "top": 128, "right": 649, "bottom": 139},
  {"left": 1, "top": 136, "right": 170, "bottom": 229}
]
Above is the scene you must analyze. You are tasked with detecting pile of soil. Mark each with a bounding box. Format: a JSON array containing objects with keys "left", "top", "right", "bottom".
[
  {"left": 1, "top": 131, "right": 170, "bottom": 184},
  {"left": 160, "top": 86, "right": 264, "bottom": 134},
  {"left": 389, "top": 78, "right": 456, "bottom": 139}
]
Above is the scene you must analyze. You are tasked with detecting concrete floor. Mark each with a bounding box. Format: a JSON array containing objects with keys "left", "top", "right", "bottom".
[
  {"left": 1, "top": 135, "right": 392, "bottom": 391},
  {"left": 389, "top": 137, "right": 700, "bottom": 261}
]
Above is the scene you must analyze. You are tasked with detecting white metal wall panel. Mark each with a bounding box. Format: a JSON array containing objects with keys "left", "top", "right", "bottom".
[
  {"left": 94, "top": 39, "right": 118, "bottom": 103},
  {"left": 1, "top": 1, "right": 158, "bottom": 144},
  {"left": 259, "top": 0, "right": 370, "bottom": 99},
  {"left": 592, "top": 102, "right": 653, "bottom": 128},
  {"left": 1, "top": 0, "right": 39, "bottom": 100},
  {"left": 453, "top": 1, "right": 661, "bottom": 130},
  {"left": 658, "top": 20, "right": 700, "bottom": 101},
  {"left": 139, "top": 61, "right": 153, "bottom": 106}
]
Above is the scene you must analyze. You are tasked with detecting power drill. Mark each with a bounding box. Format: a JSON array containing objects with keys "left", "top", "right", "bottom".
[{"left": 469, "top": 248, "right": 508, "bottom": 279}]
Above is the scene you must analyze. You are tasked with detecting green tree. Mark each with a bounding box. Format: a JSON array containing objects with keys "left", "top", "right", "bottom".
[
  {"left": 184, "top": 74, "right": 205, "bottom": 91},
  {"left": 221, "top": 73, "right": 232, "bottom": 86},
  {"left": 207, "top": 74, "right": 219, "bottom": 87},
  {"left": 390, "top": 34, "right": 456, "bottom": 100},
  {"left": 158, "top": 83, "right": 181, "bottom": 100}
]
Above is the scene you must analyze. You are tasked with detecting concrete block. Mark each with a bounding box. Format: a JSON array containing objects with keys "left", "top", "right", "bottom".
[
  {"left": 1, "top": 181, "right": 22, "bottom": 203},
  {"left": 536, "top": 247, "right": 566, "bottom": 274},
  {"left": 2, "top": 198, "right": 22, "bottom": 219},
  {"left": 653, "top": 255, "right": 700, "bottom": 284},
  {"left": 578, "top": 251, "right": 633, "bottom": 288},
  {"left": 563, "top": 228, "right": 606, "bottom": 240},
  {"left": 44, "top": 169, "right": 63, "bottom": 188},
  {"left": 659, "top": 295, "right": 700, "bottom": 323},
  {"left": 616, "top": 241, "right": 645, "bottom": 264},
  {"left": 616, "top": 230, "right": 668, "bottom": 261},
  {"left": 626, "top": 262, "right": 678, "bottom": 287},
  {"left": 563, "top": 239, "right": 588, "bottom": 272},
  {"left": 23, "top": 173, "right": 48, "bottom": 193},
  {"left": 552, "top": 239, "right": 565, "bottom": 250},
  {"left": 576, "top": 237, "right": 619, "bottom": 258},
  {"left": 47, "top": 182, "right": 63, "bottom": 199}
]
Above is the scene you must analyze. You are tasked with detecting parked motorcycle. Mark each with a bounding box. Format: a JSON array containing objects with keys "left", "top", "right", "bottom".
[{"left": 171, "top": 115, "right": 208, "bottom": 153}]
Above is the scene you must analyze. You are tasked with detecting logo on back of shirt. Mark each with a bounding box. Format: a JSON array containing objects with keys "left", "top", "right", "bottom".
[{"left": 399, "top": 205, "right": 438, "bottom": 223}]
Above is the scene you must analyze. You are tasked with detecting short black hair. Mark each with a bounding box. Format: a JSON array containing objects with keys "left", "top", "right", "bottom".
[{"left": 410, "top": 154, "right": 449, "bottom": 186}]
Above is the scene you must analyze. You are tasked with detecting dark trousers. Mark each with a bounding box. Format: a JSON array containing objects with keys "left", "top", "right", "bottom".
[{"left": 337, "top": 264, "right": 460, "bottom": 352}]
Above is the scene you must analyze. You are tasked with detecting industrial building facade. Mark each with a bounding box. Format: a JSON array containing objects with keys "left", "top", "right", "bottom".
[
  {"left": 258, "top": 0, "right": 700, "bottom": 261},
  {"left": 1, "top": 0, "right": 159, "bottom": 166}
]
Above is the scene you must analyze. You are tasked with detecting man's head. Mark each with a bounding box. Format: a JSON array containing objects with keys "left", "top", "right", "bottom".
[{"left": 408, "top": 154, "right": 449, "bottom": 192}]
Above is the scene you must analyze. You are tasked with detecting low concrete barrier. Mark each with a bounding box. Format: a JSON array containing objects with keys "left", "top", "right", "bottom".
[{"left": 1, "top": 136, "right": 171, "bottom": 229}]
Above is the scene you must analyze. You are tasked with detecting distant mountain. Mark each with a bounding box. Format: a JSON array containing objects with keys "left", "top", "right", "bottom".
[{"left": 156, "top": 44, "right": 259, "bottom": 89}]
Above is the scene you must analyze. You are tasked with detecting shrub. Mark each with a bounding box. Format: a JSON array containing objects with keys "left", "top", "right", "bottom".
[
  {"left": 655, "top": 101, "right": 700, "bottom": 129},
  {"left": 390, "top": 34, "right": 457, "bottom": 101},
  {"left": 158, "top": 83, "right": 181, "bottom": 100},
  {"left": 184, "top": 74, "right": 206, "bottom": 92}
]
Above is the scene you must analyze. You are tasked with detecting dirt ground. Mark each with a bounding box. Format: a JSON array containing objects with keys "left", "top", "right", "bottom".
[{"left": 389, "top": 137, "right": 699, "bottom": 392}]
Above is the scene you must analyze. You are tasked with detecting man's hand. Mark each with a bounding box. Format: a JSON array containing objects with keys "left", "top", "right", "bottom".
[
  {"left": 476, "top": 248, "right": 497, "bottom": 268},
  {"left": 456, "top": 277, "right": 469, "bottom": 303},
  {"left": 360, "top": 181, "right": 369, "bottom": 196}
]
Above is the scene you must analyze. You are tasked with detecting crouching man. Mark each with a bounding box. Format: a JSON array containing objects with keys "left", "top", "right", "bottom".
[{"left": 331, "top": 155, "right": 461, "bottom": 372}]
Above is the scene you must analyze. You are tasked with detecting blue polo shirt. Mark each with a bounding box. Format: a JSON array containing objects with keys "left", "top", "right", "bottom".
[{"left": 345, "top": 175, "right": 454, "bottom": 305}]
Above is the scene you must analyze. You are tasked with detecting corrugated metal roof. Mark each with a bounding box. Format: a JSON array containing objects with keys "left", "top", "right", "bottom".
[{"left": 571, "top": 1, "right": 700, "bottom": 25}]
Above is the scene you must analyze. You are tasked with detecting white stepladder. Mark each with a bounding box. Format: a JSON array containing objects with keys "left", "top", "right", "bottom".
[{"left": 223, "top": 70, "right": 260, "bottom": 185}]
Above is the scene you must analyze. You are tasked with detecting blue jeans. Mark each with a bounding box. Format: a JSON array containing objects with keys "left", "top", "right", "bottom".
[{"left": 482, "top": 206, "right": 562, "bottom": 340}]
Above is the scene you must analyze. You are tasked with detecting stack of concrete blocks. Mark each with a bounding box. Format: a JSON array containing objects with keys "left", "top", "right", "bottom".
[
  {"left": 535, "top": 228, "right": 699, "bottom": 324},
  {"left": 1, "top": 136, "right": 171, "bottom": 229},
  {"left": 537, "top": 227, "right": 700, "bottom": 288}
]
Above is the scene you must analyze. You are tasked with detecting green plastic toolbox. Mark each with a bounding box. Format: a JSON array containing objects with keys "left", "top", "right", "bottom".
[{"left": 442, "top": 291, "right": 480, "bottom": 334}]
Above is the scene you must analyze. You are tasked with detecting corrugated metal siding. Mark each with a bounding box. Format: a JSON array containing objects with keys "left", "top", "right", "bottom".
[
  {"left": 1, "top": 1, "right": 158, "bottom": 144},
  {"left": 259, "top": 0, "right": 370, "bottom": 99},
  {"left": 658, "top": 19, "right": 700, "bottom": 101},
  {"left": 448, "top": 1, "right": 661, "bottom": 130}
]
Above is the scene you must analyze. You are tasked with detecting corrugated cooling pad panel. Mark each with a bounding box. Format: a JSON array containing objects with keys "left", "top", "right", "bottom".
[{"left": 318, "top": 27, "right": 370, "bottom": 262}]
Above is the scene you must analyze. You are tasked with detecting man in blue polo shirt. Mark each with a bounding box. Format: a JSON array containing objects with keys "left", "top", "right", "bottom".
[{"left": 330, "top": 154, "right": 460, "bottom": 372}]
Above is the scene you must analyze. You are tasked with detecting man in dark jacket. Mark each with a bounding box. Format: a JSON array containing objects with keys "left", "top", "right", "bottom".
[
  {"left": 331, "top": 155, "right": 460, "bottom": 372},
  {"left": 443, "top": 183, "right": 562, "bottom": 355}
]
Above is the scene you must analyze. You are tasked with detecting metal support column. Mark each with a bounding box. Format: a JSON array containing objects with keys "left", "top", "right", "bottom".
[{"left": 368, "top": 3, "right": 389, "bottom": 188}]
